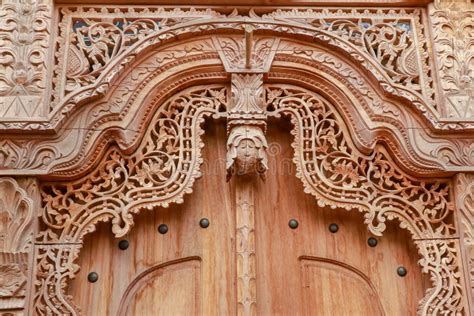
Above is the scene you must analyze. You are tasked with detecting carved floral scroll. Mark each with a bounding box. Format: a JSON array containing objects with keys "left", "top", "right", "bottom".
[
  {"left": 32, "top": 79, "right": 469, "bottom": 314},
  {"left": 264, "top": 85, "right": 465, "bottom": 314},
  {"left": 34, "top": 85, "right": 227, "bottom": 313}
]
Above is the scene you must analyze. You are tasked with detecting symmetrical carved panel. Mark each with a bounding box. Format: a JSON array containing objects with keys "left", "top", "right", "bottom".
[
  {"left": 430, "top": 1, "right": 474, "bottom": 119},
  {"left": 31, "top": 79, "right": 469, "bottom": 314},
  {"left": 226, "top": 74, "right": 268, "bottom": 180},
  {"left": 11, "top": 5, "right": 448, "bottom": 131},
  {"left": 0, "top": 0, "right": 51, "bottom": 118}
]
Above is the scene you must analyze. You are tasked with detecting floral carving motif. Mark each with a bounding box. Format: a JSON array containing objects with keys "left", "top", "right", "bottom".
[
  {"left": 0, "top": 0, "right": 50, "bottom": 117},
  {"left": 34, "top": 86, "right": 227, "bottom": 313},
  {"left": 0, "top": 178, "right": 38, "bottom": 313},
  {"left": 265, "top": 85, "right": 464, "bottom": 313},
  {"left": 39, "top": 86, "right": 226, "bottom": 243},
  {"left": 431, "top": 1, "right": 474, "bottom": 118},
  {"left": 308, "top": 18, "right": 421, "bottom": 93},
  {"left": 213, "top": 36, "right": 280, "bottom": 73},
  {"left": 0, "top": 178, "right": 34, "bottom": 252}
]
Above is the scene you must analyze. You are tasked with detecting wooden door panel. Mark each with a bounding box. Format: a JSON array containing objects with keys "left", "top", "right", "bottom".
[
  {"left": 254, "top": 120, "right": 430, "bottom": 315},
  {"left": 67, "top": 121, "right": 429, "bottom": 315},
  {"left": 68, "top": 123, "right": 235, "bottom": 315},
  {"left": 119, "top": 258, "right": 201, "bottom": 316},
  {"left": 300, "top": 257, "right": 384, "bottom": 315}
]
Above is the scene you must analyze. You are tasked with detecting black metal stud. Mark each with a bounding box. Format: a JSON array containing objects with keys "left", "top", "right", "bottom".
[
  {"left": 88, "top": 272, "right": 98, "bottom": 283},
  {"left": 158, "top": 224, "right": 168, "bottom": 234},
  {"left": 367, "top": 237, "right": 378, "bottom": 247},
  {"left": 328, "top": 223, "right": 339, "bottom": 233},
  {"left": 288, "top": 219, "right": 299, "bottom": 229},
  {"left": 397, "top": 266, "right": 407, "bottom": 277},
  {"left": 199, "top": 218, "right": 210, "bottom": 228},
  {"left": 118, "top": 239, "right": 129, "bottom": 250}
]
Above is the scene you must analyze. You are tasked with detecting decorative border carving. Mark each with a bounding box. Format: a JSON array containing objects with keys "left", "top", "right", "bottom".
[
  {"left": 3, "top": 5, "right": 462, "bottom": 130},
  {"left": 455, "top": 173, "right": 474, "bottom": 307}
]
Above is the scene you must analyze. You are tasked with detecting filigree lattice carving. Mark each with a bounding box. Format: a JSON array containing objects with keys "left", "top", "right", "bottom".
[
  {"left": 34, "top": 85, "right": 227, "bottom": 314},
  {"left": 0, "top": 0, "right": 50, "bottom": 118},
  {"left": 52, "top": 6, "right": 223, "bottom": 108},
  {"left": 265, "top": 85, "right": 464, "bottom": 314},
  {"left": 39, "top": 6, "right": 447, "bottom": 131},
  {"left": 431, "top": 1, "right": 474, "bottom": 118}
]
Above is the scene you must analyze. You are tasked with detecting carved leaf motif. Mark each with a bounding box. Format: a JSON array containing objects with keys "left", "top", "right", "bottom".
[
  {"left": 0, "top": 178, "right": 34, "bottom": 253},
  {"left": 431, "top": 3, "right": 474, "bottom": 118}
]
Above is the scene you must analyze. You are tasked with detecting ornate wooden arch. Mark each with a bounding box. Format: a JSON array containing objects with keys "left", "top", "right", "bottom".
[
  {"left": 34, "top": 71, "right": 467, "bottom": 314},
  {"left": 0, "top": 2, "right": 473, "bottom": 315}
]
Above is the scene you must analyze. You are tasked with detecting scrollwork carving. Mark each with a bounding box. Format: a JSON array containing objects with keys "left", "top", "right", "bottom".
[{"left": 33, "top": 85, "right": 228, "bottom": 314}]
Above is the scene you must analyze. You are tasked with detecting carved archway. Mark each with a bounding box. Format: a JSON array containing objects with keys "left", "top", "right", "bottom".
[
  {"left": 29, "top": 14, "right": 470, "bottom": 314},
  {"left": 34, "top": 77, "right": 466, "bottom": 314}
]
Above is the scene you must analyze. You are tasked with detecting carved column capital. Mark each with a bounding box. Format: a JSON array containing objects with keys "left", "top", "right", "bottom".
[{"left": 226, "top": 74, "right": 268, "bottom": 180}]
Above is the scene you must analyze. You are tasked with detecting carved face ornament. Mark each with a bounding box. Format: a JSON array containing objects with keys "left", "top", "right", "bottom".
[{"left": 226, "top": 126, "right": 268, "bottom": 180}]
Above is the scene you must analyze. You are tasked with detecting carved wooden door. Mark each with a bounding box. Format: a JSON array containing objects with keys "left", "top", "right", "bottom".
[{"left": 68, "top": 120, "right": 428, "bottom": 315}]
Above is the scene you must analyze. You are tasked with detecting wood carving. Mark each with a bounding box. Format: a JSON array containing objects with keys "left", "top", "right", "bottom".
[
  {"left": 430, "top": 1, "right": 474, "bottom": 118},
  {"left": 235, "top": 182, "right": 257, "bottom": 316},
  {"left": 0, "top": 1, "right": 471, "bottom": 315},
  {"left": 455, "top": 173, "right": 474, "bottom": 305},
  {"left": 0, "top": 177, "right": 38, "bottom": 314},
  {"left": 0, "top": 0, "right": 51, "bottom": 118},
  {"left": 34, "top": 85, "right": 228, "bottom": 314},
  {"left": 264, "top": 84, "right": 465, "bottom": 314},
  {"left": 227, "top": 74, "right": 268, "bottom": 180}
]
